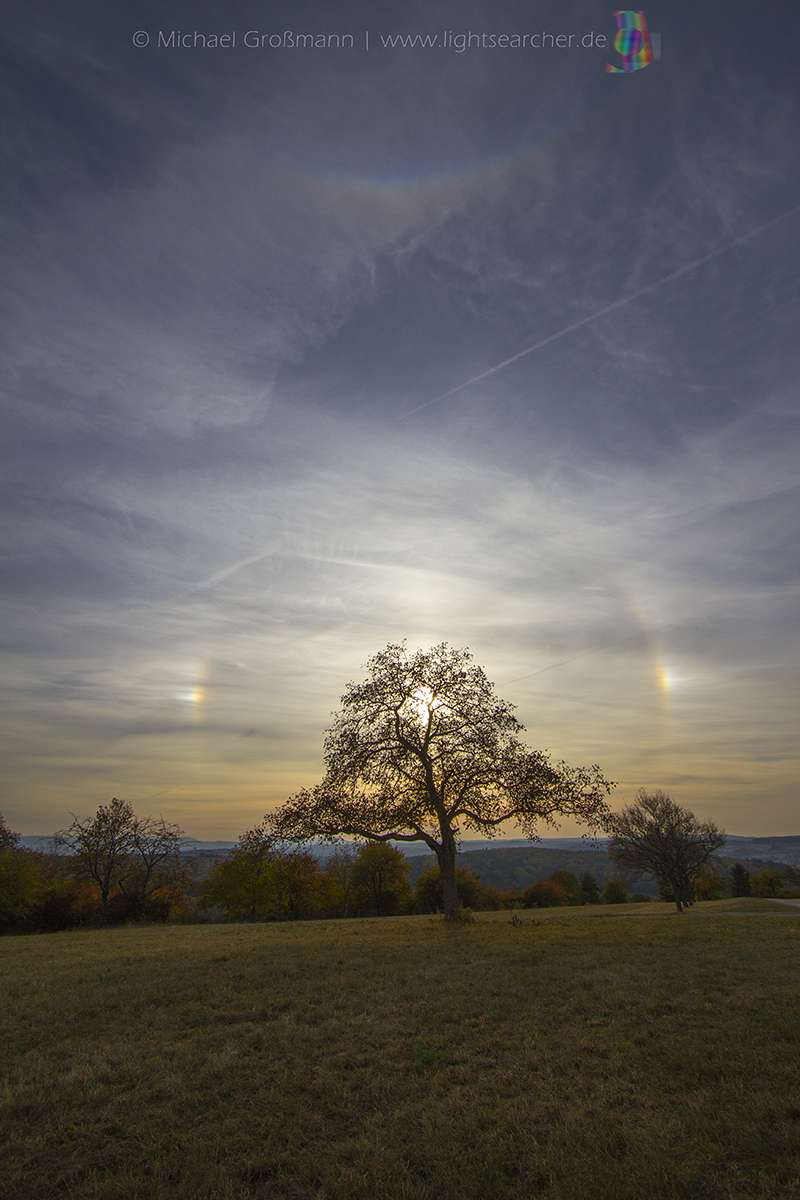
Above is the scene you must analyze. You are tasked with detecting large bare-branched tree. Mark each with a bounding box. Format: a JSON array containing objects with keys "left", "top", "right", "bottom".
[
  {"left": 606, "top": 789, "right": 725, "bottom": 912},
  {"left": 264, "top": 642, "right": 614, "bottom": 920}
]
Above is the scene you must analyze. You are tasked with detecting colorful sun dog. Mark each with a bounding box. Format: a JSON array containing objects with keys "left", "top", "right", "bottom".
[{"left": 606, "top": 11, "right": 653, "bottom": 72}]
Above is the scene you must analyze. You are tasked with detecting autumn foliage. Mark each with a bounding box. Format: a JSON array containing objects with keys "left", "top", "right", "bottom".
[{"left": 522, "top": 879, "right": 570, "bottom": 908}]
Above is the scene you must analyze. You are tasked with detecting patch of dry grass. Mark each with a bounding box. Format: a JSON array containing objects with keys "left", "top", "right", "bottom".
[{"left": 2, "top": 901, "right": 799, "bottom": 1199}]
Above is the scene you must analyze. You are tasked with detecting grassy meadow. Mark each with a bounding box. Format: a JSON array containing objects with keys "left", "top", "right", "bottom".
[{"left": 2, "top": 901, "right": 800, "bottom": 1200}]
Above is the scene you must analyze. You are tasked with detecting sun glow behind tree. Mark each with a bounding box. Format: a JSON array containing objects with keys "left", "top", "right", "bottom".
[{"left": 266, "top": 642, "right": 614, "bottom": 920}]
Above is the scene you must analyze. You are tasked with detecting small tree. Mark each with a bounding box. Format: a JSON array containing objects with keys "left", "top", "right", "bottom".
[
  {"left": 729, "top": 863, "right": 751, "bottom": 897},
  {"left": 579, "top": 871, "right": 601, "bottom": 905},
  {"left": 548, "top": 870, "right": 582, "bottom": 905},
  {"left": 269, "top": 851, "right": 330, "bottom": 919},
  {"left": 265, "top": 643, "right": 613, "bottom": 921},
  {"left": 199, "top": 827, "right": 330, "bottom": 921},
  {"left": 750, "top": 868, "right": 789, "bottom": 898},
  {"left": 0, "top": 842, "right": 46, "bottom": 932},
  {"left": 351, "top": 843, "right": 412, "bottom": 916},
  {"left": 198, "top": 830, "right": 277, "bottom": 920},
  {"left": 606, "top": 790, "right": 725, "bottom": 913},
  {"left": 57, "top": 798, "right": 138, "bottom": 915},
  {"left": 325, "top": 845, "right": 359, "bottom": 916},
  {"left": 129, "top": 817, "right": 193, "bottom": 915},
  {"left": 602, "top": 877, "right": 628, "bottom": 904}
]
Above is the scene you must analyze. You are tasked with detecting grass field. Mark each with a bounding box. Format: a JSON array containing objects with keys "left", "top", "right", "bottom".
[{"left": 2, "top": 900, "right": 800, "bottom": 1200}]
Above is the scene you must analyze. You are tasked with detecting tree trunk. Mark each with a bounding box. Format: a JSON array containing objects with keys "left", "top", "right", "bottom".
[{"left": 437, "top": 840, "right": 461, "bottom": 922}]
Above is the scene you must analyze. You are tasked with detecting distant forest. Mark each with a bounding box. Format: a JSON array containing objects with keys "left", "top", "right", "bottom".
[{"left": 401, "top": 846, "right": 795, "bottom": 899}]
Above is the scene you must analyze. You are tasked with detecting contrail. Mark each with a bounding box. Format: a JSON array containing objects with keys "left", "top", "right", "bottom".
[
  {"left": 499, "top": 629, "right": 647, "bottom": 689},
  {"left": 186, "top": 548, "right": 277, "bottom": 595},
  {"left": 398, "top": 203, "right": 800, "bottom": 420}
]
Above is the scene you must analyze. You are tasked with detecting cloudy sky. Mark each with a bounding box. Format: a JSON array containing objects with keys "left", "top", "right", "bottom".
[{"left": 2, "top": 0, "right": 798, "bottom": 839}]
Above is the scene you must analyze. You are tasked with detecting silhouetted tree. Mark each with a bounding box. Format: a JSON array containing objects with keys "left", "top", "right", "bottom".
[
  {"left": 602, "top": 877, "right": 628, "bottom": 904},
  {"left": 579, "top": 871, "right": 601, "bottom": 905},
  {"left": 351, "top": 842, "right": 412, "bottom": 915},
  {"left": 269, "top": 851, "right": 330, "bottom": 919},
  {"left": 58, "top": 798, "right": 190, "bottom": 920},
  {"left": 606, "top": 790, "right": 725, "bottom": 913},
  {"left": 265, "top": 643, "right": 613, "bottom": 920}
]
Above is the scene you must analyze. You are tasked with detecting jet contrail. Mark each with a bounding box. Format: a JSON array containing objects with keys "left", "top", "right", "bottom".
[
  {"left": 499, "top": 629, "right": 648, "bottom": 689},
  {"left": 398, "top": 203, "right": 800, "bottom": 420}
]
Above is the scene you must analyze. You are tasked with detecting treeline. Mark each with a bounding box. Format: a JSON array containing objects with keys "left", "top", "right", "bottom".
[
  {"left": 0, "top": 801, "right": 191, "bottom": 933},
  {"left": 3, "top": 804, "right": 798, "bottom": 934},
  {"left": 198, "top": 851, "right": 793, "bottom": 918}
]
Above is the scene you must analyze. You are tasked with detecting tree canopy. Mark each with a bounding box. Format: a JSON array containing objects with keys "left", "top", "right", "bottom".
[
  {"left": 0, "top": 813, "right": 20, "bottom": 852},
  {"left": 265, "top": 642, "right": 614, "bottom": 920},
  {"left": 606, "top": 789, "right": 725, "bottom": 912}
]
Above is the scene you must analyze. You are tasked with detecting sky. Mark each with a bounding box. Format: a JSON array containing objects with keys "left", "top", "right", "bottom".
[{"left": 1, "top": 0, "right": 798, "bottom": 840}]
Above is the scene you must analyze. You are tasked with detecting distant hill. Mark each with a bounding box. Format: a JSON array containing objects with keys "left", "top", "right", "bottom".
[
  {"left": 18, "top": 835, "right": 239, "bottom": 852},
  {"left": 179, "top": 839, "right": 238, "bottom": 850},
  {"left": 716, "top": 835, "right": 800, "bottom": 863}
]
